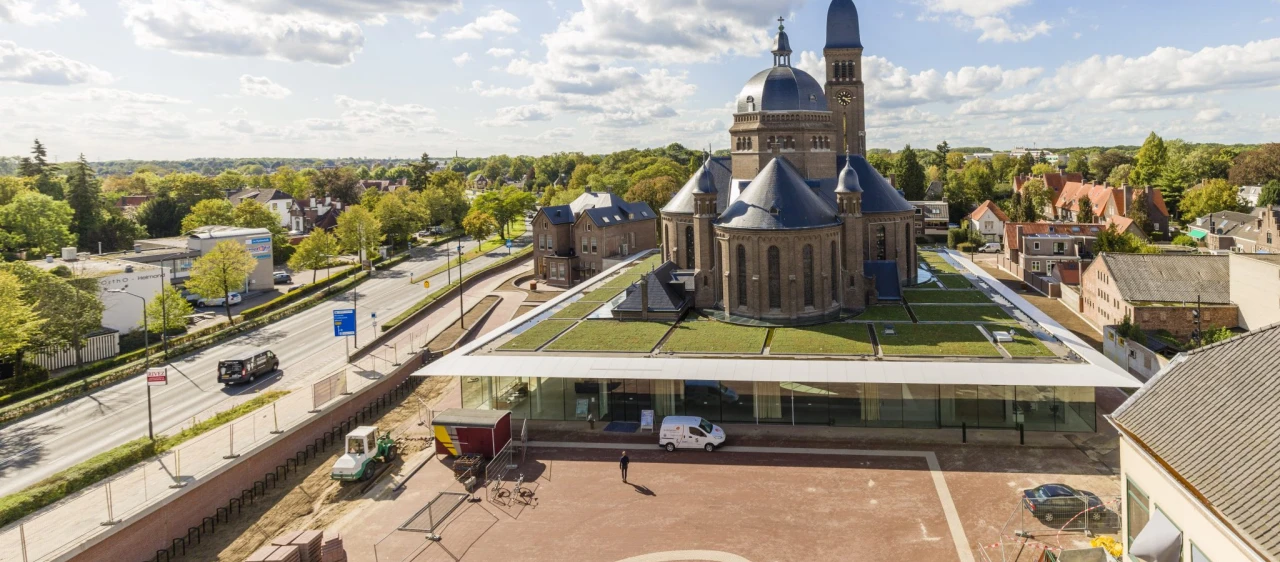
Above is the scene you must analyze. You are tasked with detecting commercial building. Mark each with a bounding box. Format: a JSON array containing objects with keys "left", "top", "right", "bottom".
[
  {"left": 532, "top": 189, "right": 658, "bottom": 288},
  {"left": 1109, "top": 324, "right": 1280, "bottom": 562},
  {"left": 1080, "top": 254, "right": 1235, "bottom": 337},
  {"left": 29, "top": 250, "right": 166, "bottom": 333},
  {"left": 126, "top": 226, "right": 274, "bottom": 291}
]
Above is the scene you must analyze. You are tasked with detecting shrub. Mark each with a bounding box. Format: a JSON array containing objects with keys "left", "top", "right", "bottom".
[
  {"left": 957, "top": 242, "right": 976, "bottom": 253},
  {"left": 1171, "top": 234, "right": 1198, "bottom": 247},
  {"left": 240, "top": 265, "right": 360, "bottom": 320}
]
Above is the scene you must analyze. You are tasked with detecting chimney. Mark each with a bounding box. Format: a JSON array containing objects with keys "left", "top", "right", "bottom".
[
  {"left": 1121, "top": 183, "right": 1132, "bottom": 213},
  {"left": 639, "top": 275, "right": 650, "bottom": 321}
]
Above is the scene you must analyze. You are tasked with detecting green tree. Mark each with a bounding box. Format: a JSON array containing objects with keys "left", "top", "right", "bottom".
[
  {"left": 1076, "top": 196, "right": 1097, "bottom": 223},
  {"left": 158, "top": 173, "right": 221, "bottom": 210},
  {"left": 960, "top": 159, "right": 996, "bottom": 203},
  {"left": 0, "top": 176, "right": 31, "bottom": 206},
  {"left": 936, "top": 140, "right": 951, "bottom": 168},
  {"left": 1014, "top": 152, "right": 1035, "bottom": 178},
  {"left": 568, "top": 163, "right": 597, "bottom": 191},
  {"left": 1184, "top": 146, "right": 1232, "bottom": 181},
  {"left": 180, "top": 198, "right": 235, "bottom": 232},
  {"left": 186, "top": 240, "right": 256, "bottom": 324},
  {"left": 314, "top": 167, "right": 362, "bottom": 205},
  {"left": 1031, "top": 162, "right": 1056, "bottom": 176},
  {"left": 462, "top": 210, "right": 497, "bottom": 242},
  {"left": 1130, "top": 132, "right": 1168, "bottom": 186},
  {"left": 1228, "top": 143, "right": 1280, "bottom": 186},
  {"left": 1020, "top": 178, "right": 1052, "bottom": 221},
  {"left": 134, "top": 197, "right": 184, "bottom": 238},
  {"left": 1095, "top": 224, "right": 1159, "bottom": 254},
  {"left": 64, "top": 155, "right": 104, "bottom": 251},
  {"left": 895, "top": 145, "right": 927, "bottom": 200},
  {"left": 1128, "top": 190, "right": 1152, "bottom": 234},
  {"left": 145, "top": 284, "right": 193, "bottom": 335},
  {"left": 0, "top": 191, "right": 76, "bottom": 254},
  {"left": 625, "top": 176, "right": 681, "bottom": 214},
  {"left": 991, "top": 153, "right": 1015, "bottom": 182},
  {"left": 288, "top": 229, "right": 340, "bottom": 284},
  {"left": 407, "top": 153, "right": 439, "bottom": 191},
  {"left": 1107, "top": 164, "right": 1134, "bottom": 188},
  {"left": 1066, "top": 151, "right": 1090, "bottom": 180},
  {"left": 945, "top": 152, "right": 966, "bottom": 170},
  {"left": 1258, "top": 180, "right": 1280, "bottom": 207},
  {"left": 335, "top": 204, "right": 384, "bottom": 265},
  {"left": 1179, "top": 179, "right": 1245, "bottom": 219},
  {"left": 472, "top": 186, "right": 534, "bottom": 239},
  {"left": 95, "top": 208, "right": 146, "bottom": 252},
  {"left": 1090, "top": 149, "right": 1133, "bottom": 184},
  {"left": 0, "top": 270, "right": 43, "bottom": 360},
  {"left": 867, "top": 151, "right": 895, "bottom": 176},
  {"left": 375, "top": 192, "right": 419, "bottom": 250}
]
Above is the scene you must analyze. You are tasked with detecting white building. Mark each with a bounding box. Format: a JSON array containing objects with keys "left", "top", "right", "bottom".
[
  {"left": 30, "top": 249, "right": 166, "bottom": 333},
  {"left": 1229, "top": 253, "right": 1280, "bottom": 330},
  {"left": 1108, "top": 324, "right": 1280, "bottom": 562},
  {"left": 966, "top": 200, "right": 1009, "bottom": 243}
]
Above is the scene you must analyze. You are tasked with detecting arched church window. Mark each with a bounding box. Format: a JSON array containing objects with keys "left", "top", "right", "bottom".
[
  {"left": 685, "top": 225, "right": 695, "bottom": 269},
  {"left": 811, "top": 137, "right": 817, "bottom": 150},
  {"left": 830, "top": 241, "right": 839, "bottom": 304},
  {"left": 787, "top": 136, "right": 794, "bottom": 149},
  {"left": 767, "top": 246, "right": 781, "bottom": 310},
  {"left": 875, "top": 225, "right": 887, "bottom": 261},
  {"left": 736, "top": 245, "right": 747, "bottom": 308},
  {"left": 802, "top": 244, "right": 815, "bottom": 308}
]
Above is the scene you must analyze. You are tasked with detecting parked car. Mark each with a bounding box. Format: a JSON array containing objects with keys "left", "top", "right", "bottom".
[
  {"left": 659, "top": 416, "right": 726, "bottom": 452},
  {"left": 273, "top": 271, "right": 292, "bottom": 284},
  {"left": 198, "top": 292, "right": 243, "bottom": 307},
  {"left": 217, "top": 348, "right": 278, "bottom": 385},
  {"left": 1023, "top": 484, "right": 1105, "bottom": 523},
  {"left": 978, "top": 242, "right": 1002, "bottom": 253},
  {"left": 181, "top": 290, "right": 201, "bottom": 304}
]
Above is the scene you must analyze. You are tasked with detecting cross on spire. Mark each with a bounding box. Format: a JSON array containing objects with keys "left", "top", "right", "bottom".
[{"left": 778, "top": 16, "right": 785, "bottom": 31}]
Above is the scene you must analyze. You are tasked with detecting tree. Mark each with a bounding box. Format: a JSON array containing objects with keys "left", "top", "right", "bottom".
[
  {"left": 1020, "top": 179, "right": 1052, "bottom": 220},
  {"left": 895, "top": 145, "right": 927, "bottom": 200},
  {"left": 1089, "top": 149, "right": 1132, "bottom": 183},
  {"left": 65, "top": 155, "right": 104, "bottom": 250},
  {"left": 375, "top": 192, "right": 419, "bottom": 250},
  {"left": 0, "top": 270, "right": 42, "bottom": 360},
  {"left": 568, "top": 163, "right": 597, "bottom": 191},
  {"left": 867, "top": 151, "right": 895, "bottom": 176},
  {"left": 1228, "top": 143, "right": 1280, "bottom": 186},
  {"left": 1128, "top": 190, "right": 1152, "bottom": 234},
  {"left": 1184, "top": 146, "right": 1232, "bottom": 182},
  {"left": 407, "top": 153, "right": 439, "bottom": 191},
  {"left": 626, "top": 176, "right": 681, "bottom": 213},
  {"left": 0, "top": 176, "right": 31, "bottom": 206},
  {"left": 145, "top": 284, "right": 193, "bottom": 335},
  {"left": 314, "top": 167, "right": 362, "bottom": 205},
  {"left": 1179, "top": 179, "right": 1245, "bottom": 219},
  {"left": 1107, "top": 164, "right": 1134, "bottom": 188},
  {"left": 462, "top": 210, "right": 497, "bottom": 242},
  {"left": 186, "top": 240, "right": 256, "bottom": 324},
  {"left": 1095, "top": 224, "right": 1159, "bottom": 254},
  {"left": 1076, "top": 196, "right": 1097, "bottom": 223},
  {"left": 1130, "top": 132, "right": 1167, "bottom": 186},
  {"left": 232, "top": 199, "right": 279, "bottom": 231},
  {"left": 158, "top": 173, "right": 221, "bottom": 210},
  {"left": 991, "top": 153, "right": 1015, "bottom": 182},
  {"left": 1014, "top": 152, "right": 1035, "bottom": 178},
  {"left": 0, "top": 191, "right": 76, "bottom": 254},
  {"left": 472, "top": 186, "right": 535, "bottom": 239},
  {"left": 1155, "top": 155, "right": 1195, "bottom": 220},
  {"left": 1065, "top": 151, "right": 1090, "bottom": 180},
  {"left": 944, "top": 152, "right": 966, "bottom": 170},
  {"left": 936, "top": 140, "right": 951, "bottom": 168},
  {"left": 134, "top": 197, "right": 184, "bottom": 238},
  {"left": 1258, "top": 180, "right": 1280, "bottom": 207},
  {"left": 335, "top": 204, "right": 383, "bottom": 265},
  {"left": 289, "top": 229, "right": 340, "bottom": 284},
  {"left": 181, "top": 198, "right": 235, "bottom": 232},
  {"left": 95, "top": 208, "right": 146, "bottom": 252},
  {"left": 1031, "top": 162, "right": 1056, "bottom": 176},
  {"left": 959, "top": 159, "right": 996, "bottom": 203}
]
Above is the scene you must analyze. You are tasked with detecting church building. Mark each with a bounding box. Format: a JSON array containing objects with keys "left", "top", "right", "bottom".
[{"left": 652, "top": 0, "right": 917, "bottom": 325}]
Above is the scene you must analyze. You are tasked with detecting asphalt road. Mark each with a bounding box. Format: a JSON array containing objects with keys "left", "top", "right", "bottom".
[{"left": 0, "top": 225, "right": 531, "bottom": 496}]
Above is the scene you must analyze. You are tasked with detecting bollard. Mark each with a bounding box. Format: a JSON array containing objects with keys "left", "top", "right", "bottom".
[
  {"left": 1018, "top": 422, "right": 1025, "bottom": 445},
  {"left": 962, "top": 422, "right": 967, "bottom": 444},
  {"left": 224, "top": 425, "right": 240, "bottom": 459},
  {"left": 271, "top": 403, "right": 283, "bottom": 434},
  {"left": 170, "top": 450, "right": 187, "bottom": 488}
]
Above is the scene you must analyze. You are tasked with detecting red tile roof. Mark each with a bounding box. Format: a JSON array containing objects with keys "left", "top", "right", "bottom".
[
  {"left": 1014, "top": 172, "right": 1083, "bottom": 194},
  {"left": 1004, "top": 222, "right": 1107, "bottom": 251},
  {"left": 967, "top": 200, "right": 1009, "bottom": 222}
]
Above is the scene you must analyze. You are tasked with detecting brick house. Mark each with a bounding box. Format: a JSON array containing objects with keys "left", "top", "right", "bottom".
[
  {"left": 966, "top": 200, "right": 1008, "bottom": 243},
  {"left": 531, "top": 189, "right": 658, "bottom": 287},
  {"left": 1015, "top": 174, "right": 1170, "bottom": 236},
  {"left": 1080, "top": 253, "right": 1236, "bottom": 337},
  {"left": 1187, "top": 206, "right": 1280, "bottom": 253},
  {"left": 999, "top": 222, "right": 1104, "bottom": 281}
]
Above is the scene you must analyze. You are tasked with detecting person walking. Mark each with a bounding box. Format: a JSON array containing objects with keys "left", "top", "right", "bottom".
[{"left": 619, "top": 451, "right": 630, "bottom": 482}]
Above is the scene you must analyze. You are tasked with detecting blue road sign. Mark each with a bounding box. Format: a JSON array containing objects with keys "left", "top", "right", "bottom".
[
  {"left": 505, "top": 239, "right": 513, "bottom": 248},
  {"left": 333, "top": 309, "right": 356, "bottom": 337}
]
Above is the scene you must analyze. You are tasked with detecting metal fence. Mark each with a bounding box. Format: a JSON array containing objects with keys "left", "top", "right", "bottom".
[
  {"left": 398, "top": 492, "right": 469, "bottom": 533},
  {"left": 979, "top": 494, "right": 1122, "bottom": 562},
  {"left": 483, "top": 441, "right": 515, "bottom": 486}
]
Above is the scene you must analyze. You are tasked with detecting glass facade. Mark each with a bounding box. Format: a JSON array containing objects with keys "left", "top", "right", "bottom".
[{"left": 463, "top": 377, "right": 1097, "bottom": 431}]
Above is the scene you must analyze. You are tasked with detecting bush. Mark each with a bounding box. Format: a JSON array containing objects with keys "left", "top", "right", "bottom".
[
  {"left": 1171, "top": 234, "right": 1198, "bottom": 247},
  {"left": 957, "top": 242, "right": 976, "bottom": 253},
  {"left": 947, "top": 228, "right": 965, "bottom": 249},
  {"left": 240, "top": 265, "right": 359, "bottom": 320},
  {"left": 374, "top": 252, "right": 411, "bottom": 271}
]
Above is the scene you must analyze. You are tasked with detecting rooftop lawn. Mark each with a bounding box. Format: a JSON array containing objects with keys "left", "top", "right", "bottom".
[
  {"left": 852, "top": 305, "right": 912, "bottom": 322},
  {"left": 904, "top": 288, "right": 991, "bottom": 304},
  {"left": 544, "top": 320, "right": 672, "bottom": 352},
  {"left": 551, "top": 300, "right": 603, "bottom": 319},
  {"left": 770, "top": 322, "right": 875, "bottom": 355},
  {"left": 876, "top": 324, "right": 1001, "bottom": 357},
  {"left": 579, "top": 284, "right": 628, "bottom": 303},
  {"left": 662, "top": 319, "right": 768, "bottom": 354},
  {"left": 998, "top": 332, "right": 1057, "bottom": 357},
  {"left": 498, "top": 319, "right": 577, "bottom": 351},
  {"left": 935, "top": 274, "right": 973, "bottom": 289},
  {"left": 920, "top": 252, "right": 960, "bottom": 274},
  {"left": 910, "top": 304, "right": 1014, "bottom": 323}
]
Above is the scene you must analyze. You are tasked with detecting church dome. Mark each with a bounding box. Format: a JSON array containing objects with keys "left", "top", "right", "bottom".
[
  {"left": 717, "top": 157, "right": 840, "bottom": 231},
  {"left": 735, "top": 66, "right": 829, "bottom": 113},
  {"left": 826, "top": 0, "right": 863, "bottom": 49}
]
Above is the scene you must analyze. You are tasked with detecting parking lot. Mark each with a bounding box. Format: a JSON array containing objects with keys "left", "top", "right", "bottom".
[{"left": 337, "top": 438, "right": 1119, "bottom": 562}]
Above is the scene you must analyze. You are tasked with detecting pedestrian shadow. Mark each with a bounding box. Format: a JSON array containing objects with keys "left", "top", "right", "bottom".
[{"left": 629, "top": 483, "right": 656, "bottom": 496}]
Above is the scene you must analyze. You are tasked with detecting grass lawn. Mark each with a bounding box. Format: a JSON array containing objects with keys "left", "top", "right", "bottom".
[
  {"left": 498, "top": 319, "right": 577, "bottom": 351},
  {"left": 579, "top": 285, "right": 629, "bottom": 303},
  {"left": 904, "top": 288, "right": 991, "bottom": 304},
  {"left": 876, "top": 324, "right": 1001, "bottom": 357},
  {"left": 551, "top": 300, "right": 603, "bottom": 319},
  {"left": 852, "top": 305, "right": 912, "bottom": 322},
  {"left": 911, "top": 304, "right": 1013, "bottom": 323},
  {"left": 662, "top": 319, "right": 768, "bottom": 354},
  {"left": 544, "top": 320, "right": 672, "bottom": 352},
  {"left": 424, "top": 220, "right": 526, "bottom": 278},
  {"left": 920, "top": 252, "right": 959, "bottom": 274},
  {"left": 999, "top": 332, "right": 1056, "bottom": 357},
  {"left": 771, "top": 323, "right": 875, "bottom": 355},
  {"left": 935, "top": 274, "right": 972, "bottom": 289}
]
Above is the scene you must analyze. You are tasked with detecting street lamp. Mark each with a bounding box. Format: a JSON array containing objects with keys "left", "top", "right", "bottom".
[
  {"left": 457, "top": 239, "right": 466, "bottom": 329},
  {"left": 107, "top": 287, "right": 156, "bottom": 441}
]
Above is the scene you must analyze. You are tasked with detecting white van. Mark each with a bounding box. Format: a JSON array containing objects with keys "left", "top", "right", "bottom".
[{"left": 659, "top": 416, "right": 726, "bottom": 452}]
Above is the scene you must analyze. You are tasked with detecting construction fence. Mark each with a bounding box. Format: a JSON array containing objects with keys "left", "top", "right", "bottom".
[{"left": 978, "top": 494, "right": 1122, "bottom": 562}]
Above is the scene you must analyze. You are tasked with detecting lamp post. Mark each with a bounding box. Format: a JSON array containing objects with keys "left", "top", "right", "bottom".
[
  {"left": 108, "top": 288, "right": 155, "bottom": 441},
  {"left": 456, "top": 239, "right": 466, "bottom": 329}
]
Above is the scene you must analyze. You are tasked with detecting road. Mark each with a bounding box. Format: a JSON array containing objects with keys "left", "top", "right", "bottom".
[{"left": 0, "top": 225, "right": 531, "bottom": 496}]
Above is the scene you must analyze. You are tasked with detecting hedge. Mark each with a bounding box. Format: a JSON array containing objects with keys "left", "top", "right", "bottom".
[
  {"left": 374, "top": 252, "right": 412, "bottom": 271},
  {"left": 241, "top": 265, "right": 359, "bottom": 320},
  {"left": 0, "top": 391, "right": 288, "bottom": 528},
  {"left": 380, "top": 246, "right": 532, "bottom": 332}
]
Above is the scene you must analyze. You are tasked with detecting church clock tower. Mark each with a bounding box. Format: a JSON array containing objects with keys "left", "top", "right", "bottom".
[{"left": 824, "top": 0, "right": 866, "bottom": 156}]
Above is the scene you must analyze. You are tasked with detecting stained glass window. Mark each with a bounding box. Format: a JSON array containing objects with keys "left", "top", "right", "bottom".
[
  {"left": 685, "top": 225, "right": 695, "bottom": 269},
  {"left": 802, "top": 245, "right": 815, "bottom": 308},
  {"left": 736, "top": 245, "right": 747, "bottom": 307},
  {"left": 767, "top": 246, "right": 781, "bottom": 309}
]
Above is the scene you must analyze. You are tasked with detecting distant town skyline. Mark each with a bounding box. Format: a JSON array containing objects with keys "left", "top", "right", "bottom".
[{"left": 1, "top": 0, "right": 1279, "bottom": 160}]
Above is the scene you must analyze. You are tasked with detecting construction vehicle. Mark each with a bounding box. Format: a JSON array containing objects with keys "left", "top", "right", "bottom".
[{"left": 331, "top": 426, "right": 396, "bottom": 482}]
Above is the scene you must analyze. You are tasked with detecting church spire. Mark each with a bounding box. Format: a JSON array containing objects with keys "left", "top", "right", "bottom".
[{"left": 772, "top": 17, "right": 792, "bottom": 66}]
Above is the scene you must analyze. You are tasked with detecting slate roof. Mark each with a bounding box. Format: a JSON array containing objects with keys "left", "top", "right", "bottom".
[
  {"left": 614, "top": 261, "right": 689, "bottom": 313},
  {"left": 826, "top": 155, "right": 915, "bottom": 214},
  {"left": 582, "top": 200, "right": 656, "bottom": 228},
  {"left": 864, "top": 261, "right": 902, "bottom": 300},
  {"left": 664, "top": 158, "right": 730, "bottom": 215},
  {"left": 1098, "top": 253, "right": 1230, "bottom": 304},
  {"left": 736, "top": 66, "right": 828, "bottom": 113},
  {"left": 968, "top": 200, "right": 1009, "bottom": 222},
  {"left": 1189, "top": 210, "right": 1265, "bottom": 242},
  {"left": 538, "top": 205, "right": 576, "bottom": 226},
  {"left": 1111, "top": 322, "right": 1280, "bottom": 561},
  {"left": 229, "top": 188, "right": 295, "bottom": 206},
  {"left": 717, "top": 157, "right": 841, "bottom": 231},
  {"left": 825, "top": 0, "right": 863, "bottom": 49}
]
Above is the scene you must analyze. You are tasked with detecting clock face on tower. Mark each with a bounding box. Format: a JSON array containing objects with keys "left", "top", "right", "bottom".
[{"left": 836, "top": 90, "right": 853, "bottom": 106}]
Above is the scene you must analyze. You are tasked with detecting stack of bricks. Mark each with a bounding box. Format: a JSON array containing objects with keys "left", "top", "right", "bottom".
[
  {"left": 245, "top": 544, "right": 301, "bottom": 562},
  {"left": 321, "top": 531, "right": 347, "bottom": 562},
  {"left": 270, "top": 531, "right": 323, "bottom": 562}
]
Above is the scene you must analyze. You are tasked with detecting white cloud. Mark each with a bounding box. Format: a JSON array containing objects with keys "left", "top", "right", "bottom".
[
  {"left": 1195, "top": 108, "right": 1231, "bottom": 123},
  {"left": 238, "top": 75, "right": 291, "bottom": 99},
  {"left": 1049, "top": 38, "right": 1280, "bottom": 99},
  {"left": 487, "top": 47, "right": 515, "bottom": 57},
  {"left": 480, "top": 102, "right": 556, "bottom": 127},
  {"left": 415, "top": 30, "right": 435, "bottom": 39},
  {"left": 0, "top": 40, "right": 113, "bottom": 85},
  {"left": 799, "top": 51, "right": 1042, "bottom": 109},
  {"left": 0, "top": 0, "right": 84, "bottom": 25},
  {"left": 452, "top": 52, "right": 472, "bottom": 67},
  {"left": 920, "top": 0, "right": 1051, "bottom": 43},
  {"left": 444, "top": 9, "right": 519, "bottom": 40},
  {"left": 1106, "top": 96, "right": 1197, "bottom": 111},
  {"left": 40, "top": 88, "right": 188, "bottom": 104},
  {"left": 955, "top": 92, "right": 1069, "bottom": 115}
]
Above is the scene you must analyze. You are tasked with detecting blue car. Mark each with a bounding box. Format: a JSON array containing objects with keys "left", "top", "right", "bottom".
[{"left": 1023, "top": 483, "right": 1105, "bottom": 523}]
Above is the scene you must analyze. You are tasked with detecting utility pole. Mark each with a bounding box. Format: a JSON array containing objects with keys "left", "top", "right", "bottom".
[
  {"left": 457, "top": 239, "right": 466, "bottom": 329},
  {"left": 109, "top": 288, "right": 154, "bottom": 440}
]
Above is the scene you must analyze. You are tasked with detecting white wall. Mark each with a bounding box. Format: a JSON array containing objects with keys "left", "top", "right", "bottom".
[
  {"left": 1230, "top": 254, "right": 1280, "bottom": 330},
  {"left": 96, "top": 266, "right": 167, "bottom": 332},
  {"left": 1119, "top": 436, "right": 1265, "bottom": 562}
]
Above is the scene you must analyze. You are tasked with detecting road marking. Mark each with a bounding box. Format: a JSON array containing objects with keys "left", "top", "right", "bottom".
[
  {"left": 616, "top": 551, "right": 752, "bottom": 562},
  {"left": 528, "top": 441, "right": 975, "bottom": 562}
]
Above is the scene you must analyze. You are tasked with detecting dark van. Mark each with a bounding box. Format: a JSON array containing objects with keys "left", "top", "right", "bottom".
[{"left": 218, "top": 348, "right": 278, "bottom": 385}]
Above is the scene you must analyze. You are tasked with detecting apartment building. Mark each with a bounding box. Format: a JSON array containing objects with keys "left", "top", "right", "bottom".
[{"left": 532, "top": 189, "right": 658, "bottom": 287}]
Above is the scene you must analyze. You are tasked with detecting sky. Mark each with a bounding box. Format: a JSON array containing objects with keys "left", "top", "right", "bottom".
[{"left": 1, "top": 0, "right": 1279, "bottom": 162}]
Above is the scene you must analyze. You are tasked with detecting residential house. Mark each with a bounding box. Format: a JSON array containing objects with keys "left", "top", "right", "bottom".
[
  {"left": 1013, "top": 172, "right": 1082, "bottom": 196},
  {"left": 1109, "top": 324, "right": 1280, "bottom": 562},
  {"left": 228, "top": 188, "right": 302, "bottom": 232},
  {"left": 909, "top": 201, "right": 950, "bottom": 238},
  {"left": 966, "top": 200, "right": 1008, "bottom": 243},
  {"left": 1080, "top": 254, "right": 1235, "bottom": 337},
  {"left": 1229, "top": 253, "right": 1280, "bottom": 330},
  {"left": 999, "top": 222, "right": 1103, "bottom": 282},
  {"left": 1015, "top": 175, "right": 1170, "bottom": 236},
  {"left": 295, "top": 197, "right": 345, "bottom": 234},
  {"left": 357, "top": 178, "right": 407, "bottom": 194},
  {"left": 1238, "top": 184, "right": 1264, "bottom": 206},
  {"left": 1186, "top": 207, "right": 1280, "bottom": 253},
  {"left": 532, "top": 189, "right": 658, "bottom": 287},
  {"left": 1102, "top": 325, "right": 1176, "bottom": 382}
]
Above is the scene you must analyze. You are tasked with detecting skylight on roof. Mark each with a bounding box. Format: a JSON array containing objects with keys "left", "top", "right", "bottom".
[
  {"left": 614, "top": 215, "right": 622, "bottom": 221},
  {"left": 602, "top": 216, "right": 610, "bottom": 223}
]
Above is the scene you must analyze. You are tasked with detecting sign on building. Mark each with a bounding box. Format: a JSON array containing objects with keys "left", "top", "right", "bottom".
[{"left": 245, "top": 237, "right": 272, "bottom": 260}]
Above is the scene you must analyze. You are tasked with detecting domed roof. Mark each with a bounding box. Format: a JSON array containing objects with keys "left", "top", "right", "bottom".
[
  {"left": 717, "top": 157, "right": 840, "bottom": 231},
  {"left": 835, "top": 157, "right": 862, "bottom": 194},
  {"left": 826, "top": 0, "right": 863, "bottom": 49},
  {"left": 736, "top": 66, "right": 829, "bottom": 113}
]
